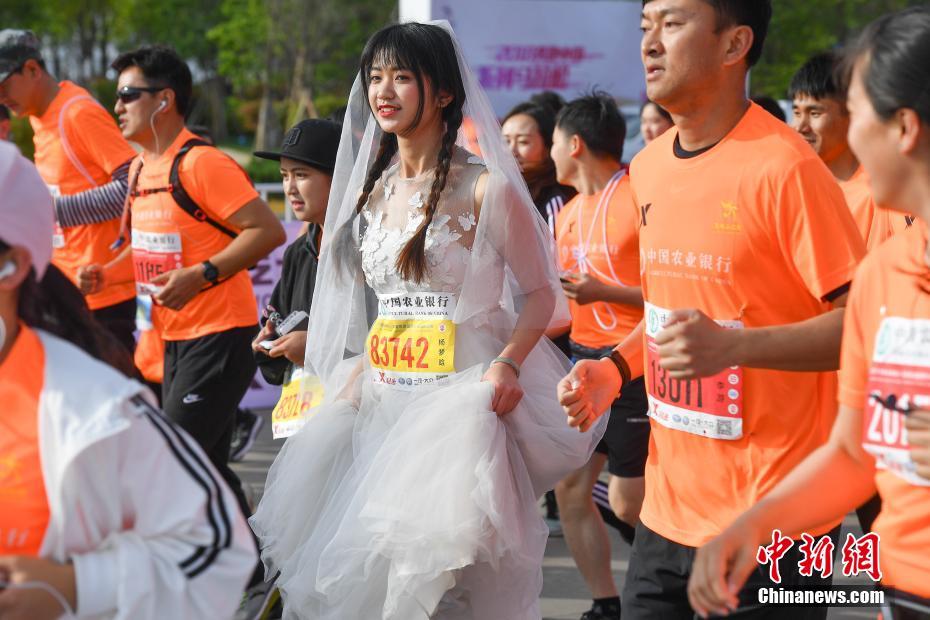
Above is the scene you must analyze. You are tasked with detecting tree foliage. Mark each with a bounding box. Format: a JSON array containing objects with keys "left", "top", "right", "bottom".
[{"left": 752, "top": 0, "right": 927, "bottom": 98}]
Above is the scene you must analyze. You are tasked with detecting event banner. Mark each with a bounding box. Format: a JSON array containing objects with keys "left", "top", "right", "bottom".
[
  {"left": 400, "top": 0, "right": 645, "bottom": 115},
  {"left": 241, "top": 220, "right": 305, "bottom": 409}
]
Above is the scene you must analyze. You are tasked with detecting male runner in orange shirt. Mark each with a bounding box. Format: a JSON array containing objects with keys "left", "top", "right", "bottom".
[
  {"left": 558, "top": 1, "right": 865, "bottom": 617},
  {"left": 550, "top": 93, "right": 646, "bottom": 620},
  {"left": 689, "top": 12, "right": 930, "bottom": 613},
  {"left": 0, "top": 30, "right": 137, "bottom": 352},
  {"left": 82, "top": 46, "right": 285, "bottom": 524},
  {"left": 790, "top": 51, "right": 913, "bottom": 251}
]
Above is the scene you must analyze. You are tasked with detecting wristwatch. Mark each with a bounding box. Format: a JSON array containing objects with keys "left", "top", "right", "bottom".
[{"left": 201, "top": 260, "right": 220, "bottom": 285}]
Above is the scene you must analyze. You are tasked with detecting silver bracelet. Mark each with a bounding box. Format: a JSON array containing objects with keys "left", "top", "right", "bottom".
[{"left": 491, "top": 356, "right": 521, "bottom": 378}]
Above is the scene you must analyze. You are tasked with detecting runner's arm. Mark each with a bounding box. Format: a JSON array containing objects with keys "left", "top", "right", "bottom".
[
  {"left": 732, "top": 402, "right": 874, "bottom": 538},
  {"left": 203, "top": 197, "right": 286, "bottom": 279},
  {"left": 689, "top": 403, "right": 876, "bottom": 615},
  {"left": 657, "top": 293, "right": 848, "bottom": 378},
  {"left": 732, "top": 294, "right": 847, "bottom": 372},
  {"left": 55, "top": 160, "right": 131, "bottom": 228}
]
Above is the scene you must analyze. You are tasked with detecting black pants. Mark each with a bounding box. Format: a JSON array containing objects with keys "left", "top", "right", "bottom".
[
  {"left": 163, "top": 325, "right": 258, "bottom": 522},
  {"left": 92, "top": 297, "right": 137, "bottom": 355},
  {"left": 622, "top": 522, "right": 841, "bottom": 620}
]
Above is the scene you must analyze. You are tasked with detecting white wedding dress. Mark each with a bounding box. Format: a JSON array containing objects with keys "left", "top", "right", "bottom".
[{"left": 250, "top": 149, "right": 602, "bottom": 619}]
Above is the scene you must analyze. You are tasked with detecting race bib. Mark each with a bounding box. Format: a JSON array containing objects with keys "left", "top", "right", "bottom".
[
  {"left": 271, "top": 367, "right": 324, "bottom": 439},
  {"left": 135, "top": 294, "right": 154, "bottom": 331},
  {"left": 131, "top": 228, "right": 183, "bottom": 295},
  {"left": 862, "top": 317, "right": 930, "bottom": 486},
  {"left": 644, "top": 302, "right": 744, "bottom": 440},
  {"left": 47, "top": 185, "right": 63, "bottom": 248},
  {"left": 52, "top": 223, "right": 65, "bottom": 250},
  {"left": 367, "top": 292, "right": 456, "bottom": 389}
]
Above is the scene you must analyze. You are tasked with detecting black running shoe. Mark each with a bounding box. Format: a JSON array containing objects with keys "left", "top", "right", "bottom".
[{"left": 580, "top": 602, "right": 621, "bottom": 620}]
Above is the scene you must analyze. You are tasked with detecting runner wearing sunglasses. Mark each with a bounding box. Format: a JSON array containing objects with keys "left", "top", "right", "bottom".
[{"left": 0, "top": 29, "right": 138, "bottom": 354}]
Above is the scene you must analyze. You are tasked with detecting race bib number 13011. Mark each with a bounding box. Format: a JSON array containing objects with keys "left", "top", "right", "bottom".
[
  {"left": 367, "top": 292, "right": 456, "bottom": 389},
  {"left": 644, "top": 302, "right": 744, "bottom": 440}
]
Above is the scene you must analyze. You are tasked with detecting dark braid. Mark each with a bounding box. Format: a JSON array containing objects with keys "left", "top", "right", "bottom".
[
  {"left": 355, "top": 132, "right": 399, "bottom": 215},
  {"left": 395, "top": 108, "right": 463, "bottom": 283}
]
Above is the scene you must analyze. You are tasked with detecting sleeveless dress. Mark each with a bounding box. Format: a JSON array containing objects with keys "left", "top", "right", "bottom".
[{"left": 250, "top": 149, "right": 600, "bottom": 619}]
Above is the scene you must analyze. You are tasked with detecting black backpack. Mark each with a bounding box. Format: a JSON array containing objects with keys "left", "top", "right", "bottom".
[{"left": 130, "top": 138, "right": 239, "bottom": 239}]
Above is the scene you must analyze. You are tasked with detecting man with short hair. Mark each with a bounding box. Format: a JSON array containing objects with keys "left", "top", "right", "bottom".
[
  {"left": 558, "top": 2, "right": 866, "bottom": 617},
  {"left": 790, "top": 51, "right": 913, "bottom": 250},
  {"left": 0, "top": 29, "right": 137, "bottom": 351},
  {"left": 549, "top": 93, "right": 647, "bottom": 620},
  {"left": 82, "top": 45, "right": 285, "bottom": 521}
]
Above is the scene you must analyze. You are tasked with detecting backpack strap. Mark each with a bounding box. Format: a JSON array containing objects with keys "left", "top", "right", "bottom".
[{"left": 169, "top": 139, "right": 239, "bottom": 239}]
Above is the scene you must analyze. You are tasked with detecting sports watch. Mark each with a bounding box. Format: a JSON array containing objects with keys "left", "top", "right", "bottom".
[{"left": 201, "top": 260, "right": 220, "bottom": 284}]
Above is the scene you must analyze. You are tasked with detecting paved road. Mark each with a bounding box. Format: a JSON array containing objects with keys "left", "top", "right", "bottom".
[{"left": 233, "top": 409, "right": 879, "bottom": 619}]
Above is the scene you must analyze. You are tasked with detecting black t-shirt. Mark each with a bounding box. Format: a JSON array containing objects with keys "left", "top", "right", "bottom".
[{"left": 254, "top": 224, "right": 320, "bottom": 385}]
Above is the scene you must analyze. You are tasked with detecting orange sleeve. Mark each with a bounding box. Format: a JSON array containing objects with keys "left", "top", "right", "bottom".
[
  {"left": 66, "top": 102, "right": 136, "bottom": 175},
  {"left": 180, "top": 148, "right": 260, "bottom": 222},
  {"left": 837, "top": 261, "right": 870, "bottom": 409},
  {"left": 772, "top": 158, "right": 865, "bottom": 300}
]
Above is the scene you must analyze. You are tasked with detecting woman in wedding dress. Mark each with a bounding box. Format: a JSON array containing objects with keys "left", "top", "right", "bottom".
[{"left": 250, "top": 21, "right": 606, "bottom": 619}]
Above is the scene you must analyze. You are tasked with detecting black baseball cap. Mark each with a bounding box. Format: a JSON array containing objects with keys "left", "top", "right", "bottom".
[
  {"left": 0, "top": 30, "right": 42, "bottom": 83},
  {"left": 254, "top": 119, "right": 341, "bottom": 175}
]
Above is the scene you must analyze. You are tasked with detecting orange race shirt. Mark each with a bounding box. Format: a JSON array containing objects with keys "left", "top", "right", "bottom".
[
  {"left": 30, "top": 81, "right": 136, "bottom": 310},
  {"left": 838, "top": 222, "right": 930, "bottom": 599},
  {"left": 840, "top": 166, "right": 916, "bottom": 252},
  {"left": 0, "top": 325, "right": 49, "bottom": 557},
  {"left": 630, "top": 103, "right": 865, "bottom": 547},
  {"left": 130, "top": 128, "right": 259, "bottom": 340},
  {"left": 555, "top": 172, "right": 642, "bottom": 348}
]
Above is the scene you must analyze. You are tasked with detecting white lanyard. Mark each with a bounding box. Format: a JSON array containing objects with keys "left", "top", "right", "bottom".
[{"left": 572, "top": 170, "right": 629, "bottom": 331}]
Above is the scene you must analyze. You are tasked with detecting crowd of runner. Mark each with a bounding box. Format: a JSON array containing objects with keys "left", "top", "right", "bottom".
[{"left": 0, "top": 0, "right": 928, "bottom": 619}]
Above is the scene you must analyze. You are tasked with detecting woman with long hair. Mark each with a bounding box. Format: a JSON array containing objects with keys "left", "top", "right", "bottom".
[
  {"left": 250, "top": 21, "right": 604, "bottom": 618},
  {"left": 0, "top": 142, "right": 255, "bottom": 619},
  {"left": 688, "top": 7, "right": 930, "bottom": 618},
  {"left": 502, "top": 99, "right": 576, "bottom": 231}
]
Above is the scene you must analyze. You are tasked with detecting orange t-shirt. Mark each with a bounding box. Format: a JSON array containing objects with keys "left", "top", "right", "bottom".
[
  {"left": 838, "top": 222, "right": 930, "bottom": 599},
  {"left": 555, "top": 172, "right": 642, "bottom": 348},
  {"left": 630, "top": 103, "right": 865, "bottom": 547},
  {"left": 0, "top": 325, "right": 49, "bottom": 557},
  {"left": 840, "top": 166, "right": 915, "bottom": 251},
  {"left": 130, "top": 128, "right": 259, "bottom": 340},
  {"left": 30, "top": 81, "right": 136, "bottom": 310}
]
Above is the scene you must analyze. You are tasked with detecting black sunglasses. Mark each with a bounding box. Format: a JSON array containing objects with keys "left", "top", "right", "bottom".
[{"left": 116, "top": 85, "right": 165, "bottom": 104}]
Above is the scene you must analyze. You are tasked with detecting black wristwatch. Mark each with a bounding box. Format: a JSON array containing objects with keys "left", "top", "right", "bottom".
[{"left": 201, "top": 260, "right": 220, "bottom": 284}]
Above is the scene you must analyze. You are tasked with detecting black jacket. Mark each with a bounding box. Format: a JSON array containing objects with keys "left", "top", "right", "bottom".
[{"left": 254, "top": 224, "right": 320, "bottom": 385}]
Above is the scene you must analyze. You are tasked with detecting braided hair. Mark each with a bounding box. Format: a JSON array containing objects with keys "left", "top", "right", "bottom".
[{"left": 355, "top": 23, "right": 467, "bottom": 284}]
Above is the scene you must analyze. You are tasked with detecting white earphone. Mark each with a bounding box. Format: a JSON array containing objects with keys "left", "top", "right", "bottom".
[
  {"left": 158, "top": 99, "right": 167, "bottom": 111},
  {"left": 0, "top": 260, "right": 15, "bottom": 279}
]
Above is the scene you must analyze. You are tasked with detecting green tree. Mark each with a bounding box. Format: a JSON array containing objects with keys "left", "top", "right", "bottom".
[{"left": 752, "top": 0, "right": 926, "bottom": 98}]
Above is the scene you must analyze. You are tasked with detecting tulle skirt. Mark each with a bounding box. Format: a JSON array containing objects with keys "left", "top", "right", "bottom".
[{"left": 250, "top": 331, "right": 606, "bottom": 619}]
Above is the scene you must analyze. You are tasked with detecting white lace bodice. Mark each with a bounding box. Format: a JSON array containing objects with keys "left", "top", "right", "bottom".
[{"left": 361, "top": 148, "right": 486, "bottom": 294}]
